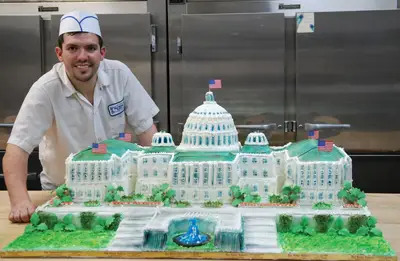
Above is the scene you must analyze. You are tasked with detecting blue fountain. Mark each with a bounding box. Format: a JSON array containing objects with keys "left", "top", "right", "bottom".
[{"left": 173, "top": 218, "right": 210, "bottom": 247}]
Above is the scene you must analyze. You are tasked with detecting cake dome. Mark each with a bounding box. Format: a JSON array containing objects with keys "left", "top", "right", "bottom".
[
  {"left": 244, "top": 132, "right": 269, "bottom": 146},
  {"left": 151, "top": 131, "right": 175, "bottom": 147},
  {"left": 177, "top": 91, "right": 239, "bottom": 152}
]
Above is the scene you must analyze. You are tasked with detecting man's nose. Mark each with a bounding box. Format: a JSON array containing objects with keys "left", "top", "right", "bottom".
[{"left": 76, "top": 48, "right": 88, "bottom": 60}]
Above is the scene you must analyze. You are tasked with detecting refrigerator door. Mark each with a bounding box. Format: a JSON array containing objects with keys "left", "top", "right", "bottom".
[
  {"left": 296, "top": 10, "right": 400, "bottom": 153},
  {"left": 171, "top": 13, "right": 285, "bottom": 145},
  {"left": 0, "top": 15, "right": 42, "bottom": 150}
]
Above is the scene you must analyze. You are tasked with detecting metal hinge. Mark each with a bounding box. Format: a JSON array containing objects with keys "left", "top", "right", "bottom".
[
  {"left": 284, "top": 120, "right": 297, "bottom": 133},
  {"left": 151, "top": 24, "right": 157, "bottom": 53},
  {"left": 177, "top": 37, "right": 182, "bottom": 54}
]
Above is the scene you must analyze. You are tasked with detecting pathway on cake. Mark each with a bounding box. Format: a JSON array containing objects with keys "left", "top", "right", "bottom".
[
  {"left": 243, "top": 215, "right": 281, "bottom": 253},
  {"left": 107, "top": 212, "right": 155, "bottom": 251}
]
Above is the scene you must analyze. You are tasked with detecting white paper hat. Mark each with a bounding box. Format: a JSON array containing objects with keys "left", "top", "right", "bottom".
[{"left": 59, "top": 11, "right": 102, "bottom": 38}]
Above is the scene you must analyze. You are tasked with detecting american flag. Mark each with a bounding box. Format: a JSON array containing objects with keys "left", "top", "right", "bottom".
[
  {"left": 92, "top": 143, "right": 107, "bottom": 154},
  {"left": 308, "top": 130, "right": 319, "bottom": 140},
  {"left": 318, "top": 140, "right": 334, "bottom": 152},
  {"left": 209, "top": 79, "right": 222, "bottom": 89},
  {"left": 118, "top": 132, "right": 132, "bottom": 142}
]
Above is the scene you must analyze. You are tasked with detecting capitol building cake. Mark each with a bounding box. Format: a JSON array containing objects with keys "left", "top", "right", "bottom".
[{"left": 65, "top": 91, "right": 352, "bottom": 205}]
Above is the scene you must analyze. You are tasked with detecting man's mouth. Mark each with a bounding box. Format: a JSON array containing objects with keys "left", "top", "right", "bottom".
[{"left": 75, "top": 64, "right": 91, "bottom": 69}]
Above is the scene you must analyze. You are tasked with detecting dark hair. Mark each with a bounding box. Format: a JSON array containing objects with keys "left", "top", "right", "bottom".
[{"left": 57, "top": 32, "right": 104, "bottom": 48}]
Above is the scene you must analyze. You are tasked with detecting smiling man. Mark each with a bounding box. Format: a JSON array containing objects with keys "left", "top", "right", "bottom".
[{"left": 3, "top": 11, "right": 159, "bottom": 223}]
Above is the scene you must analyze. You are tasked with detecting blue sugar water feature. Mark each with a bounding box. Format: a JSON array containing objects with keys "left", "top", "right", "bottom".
[{"left": 173, "top": 219, "right": 210, "bottom": 247}]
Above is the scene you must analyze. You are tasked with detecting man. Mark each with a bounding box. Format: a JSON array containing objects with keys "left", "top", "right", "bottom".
[{"left": 3, "top": 11, "right": 159, "bottom": 223}]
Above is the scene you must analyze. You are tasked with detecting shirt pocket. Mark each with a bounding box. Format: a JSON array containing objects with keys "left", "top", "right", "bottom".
[{"left": 109, "top": 113, "right": 126, "bottom": 138}]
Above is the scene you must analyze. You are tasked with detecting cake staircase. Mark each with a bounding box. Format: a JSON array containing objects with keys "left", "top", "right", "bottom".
[
  {"left": 243, "top": 216, "right": 282, "bottom": 253},
  {"left": 107, "top": 216, "right": 149, "bottom": 251}
]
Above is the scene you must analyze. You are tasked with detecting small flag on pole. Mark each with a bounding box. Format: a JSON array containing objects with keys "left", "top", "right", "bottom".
[
  {"left": 118, "top": 132, "right": 132, "bottom": 142},
  {"left": 318, "top": 140, "right": 326, "bottom": 151},
  {"left": 318, "top": 140, "right": 334, "bottom": 152},
  {"left": 308, "top": 130, "right": 319, "bottom": 140},
  {"left": 92, "top": 143, "right": 107, "bottom": 154},
  {"left": 209, "top": 79, "right": 222, "bottom": 89},
  {"left": 325, "top": 140, "right": 334, "bottom": 152}
]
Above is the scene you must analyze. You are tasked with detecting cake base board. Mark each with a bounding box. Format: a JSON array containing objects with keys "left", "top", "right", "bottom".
[{"left": 0, "top": 250, "right": 396, "bottom": 261}]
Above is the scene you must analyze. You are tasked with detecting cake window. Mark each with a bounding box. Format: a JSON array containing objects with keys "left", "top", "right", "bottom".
[
  {"left": 153, "top": 170, "right": 158, "bottom": 176},
  {"left": 242, "top": 158, "right": 247, "bottom": 164},
  {"left": 152, "top": 157, "right": 157, "bottom": 163},
  {"left": 243, "top": 170, "right": 247, "bottom": 177},
  {"left": 310, "top": 193, "right": 315, "bottom": 200},
  {"left": 144, "top": 170, "right": 148, "bottom": 177},
  {"left": 263, "top": 170, "right": 268, "bottom": 177},
  {"left": 204, "top": 191, "right": 209, "bottom": 199},
  {"left": 318, "top": 192, "right": 323, "bottom": 200},
  {"left": 218, "top": 191, "right": 223, "bottom": 198},
  {"left": 252, "top": 158, "right": 257, "bottom": 163},
  {"left": 181, "top": 190, "right": 185, "bottom": 198},
  {"left": 163, "top": 158, "right": 168, "bottom": 163},
  {"left": 253, "top": 184, "right": 258, "bottom": 192},
  {"left": 227, "top": 171, "right": 232, "bottom": 184},
  {"left": 253, "top": 170, "right": 258, "bottom": 177},
  {"left": 262, "top": 158, "right": 268, "bottom": 164},
  {"left": 264, "top": 185, "right": 268, "bottom": 193},
  {"left": 199, "top": 137, "right": 202, "bottom": 145},
  {"left": 205, "top": 137, "right": 209, "bottom": 145},
  {"left": 301, "top": 192, "right": 305, "bottom": 199},
  {"left": 143, "top": 158, "right": 148, "bottom": 164}
]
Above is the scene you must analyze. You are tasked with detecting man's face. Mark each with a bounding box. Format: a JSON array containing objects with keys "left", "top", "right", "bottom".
[{"left": 55, "top": 33, "right": 106, "bottom": 84}]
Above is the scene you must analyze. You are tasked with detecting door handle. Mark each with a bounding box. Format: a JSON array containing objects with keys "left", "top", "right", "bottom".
[
  {"left": 0, "top": 123, "right": 13, "bottom": 128},
  {"left": 302, "top": 123, "right": 351, "bottom": 131},
  {"left": 235, "top": 123, "right": 277, "bottom": 131}
]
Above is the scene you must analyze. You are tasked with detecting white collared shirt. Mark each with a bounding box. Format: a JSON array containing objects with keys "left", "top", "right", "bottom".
[{"left": 8, "top": 59, "right": 159, "bottom": 187}]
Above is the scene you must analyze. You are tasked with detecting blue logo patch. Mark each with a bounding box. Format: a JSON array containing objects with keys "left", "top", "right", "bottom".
[{"left": 108, "top": 99, "right": 124, "bottom": 116}]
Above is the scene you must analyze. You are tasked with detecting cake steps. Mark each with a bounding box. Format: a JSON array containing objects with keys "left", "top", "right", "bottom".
[
  {"left": 243, "top": 216, "right": 281, "bottom": 253},
  {"left": 107, "top": 216, "right": 150, "bottom": 251}
]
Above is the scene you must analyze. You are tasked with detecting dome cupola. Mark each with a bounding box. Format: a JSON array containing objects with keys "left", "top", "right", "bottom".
[
  {"left": 177, "top": 91, "right": 239, "bottom": 152},
  {"left": 151, "top": 131, "right": 175, "bottom": 147},
  {"left": 245, "top": 132, "right": 269, "bottom": 146}
]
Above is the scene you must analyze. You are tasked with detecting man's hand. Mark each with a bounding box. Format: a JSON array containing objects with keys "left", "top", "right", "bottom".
[
  {"left": 3, "top": 144, "right": 33, "bottom": 223},
  {"left": 9, "top": 199, "right": 36, "bottom": 223}
]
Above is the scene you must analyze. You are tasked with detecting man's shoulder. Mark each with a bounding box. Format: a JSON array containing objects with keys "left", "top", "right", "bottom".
[
  {"left": 101, "top": 59, "right": 130, "bottom": 73},
  {"left": 33, "top": 63, "right": 62, "bottom": 89}
]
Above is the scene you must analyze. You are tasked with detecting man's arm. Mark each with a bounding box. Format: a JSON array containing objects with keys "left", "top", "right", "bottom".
[
  {"left": 137, "top": 124, "right": 157, "bottom": 146},
  {"left": 3, "top": 144, "right": 36, "bottom": 223}
]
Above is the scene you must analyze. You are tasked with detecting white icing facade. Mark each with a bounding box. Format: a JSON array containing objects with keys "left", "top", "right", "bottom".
[
  {"left": 65, "top": 150, "right": 140, "bottom": 202},
  {"left": 66, "top": 91, "right": 352, "bottom": 205}
]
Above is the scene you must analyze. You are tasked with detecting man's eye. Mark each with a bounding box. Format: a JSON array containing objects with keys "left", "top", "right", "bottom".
[
  {"left": 88, "top": 46, "right": 97, "bottom": 51},
  {"left": 67, "top": 47, "right": 77, "bottom": 51}
]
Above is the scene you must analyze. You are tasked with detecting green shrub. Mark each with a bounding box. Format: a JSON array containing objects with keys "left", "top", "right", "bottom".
[
  {"left": 278, "top": 215, "right": 293, "bottom": 233},
  {"left": 291, "top": 216, "right": 315, "bottom": 236},
  {"left": 108, "top": 213, "right": 123, "bottom": 231},
  {"left": 313, "top": 215, "right": 334, "bottom": 233},
  {"left": 356, "top": 216, "right": 383, "bottom": 237},
  {"left": 337, "top": 182, "right": 367, "bottom": 207},
  {"left": 53, "top": 214, "right": 76, "bottom": 232},
  {"left": 312, "top": 202, "right": 333, "bottom": 210},
  {"left": 328, "top": 217, "right": 350, "bottom": 236},
  {"left": 104, "top": 185, "right": 124, "bottom": 202},
  {"left": 24, "top": 212, "right": 49, "bottom": 233},
  {"left": 83, "top": 200, "right": 100, "bottom": 207},
  {"left": 174, "top": 200, "right": 191, "bottom": 208},
  {"left": 348, "top": 215, "right": 367, "bottom": 234},
  {"left": 80, "top": 212, "right": 96, "bottom": 230},
  {"left": 52, "top": 184, "right": 74, "bottom": 206},
  {"left": 93, "top": 214, "right": 122, "bottom": 232},
  {"left": 230, "top": 185, "right": 261, "bottom": 207},
  {"left": 268, "top": 185, "right": 301, "bottom": 204},
  {"left": 203, "top": 200, "right": 223, "bottom": 208},
  {"left": 37, "top": 211, "right": 58, "bottom": 230},
  {"left": 148, "top": 183, "right": 176, "bottom": 206}
]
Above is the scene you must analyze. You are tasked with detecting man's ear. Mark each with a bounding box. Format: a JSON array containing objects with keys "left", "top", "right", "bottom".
[
  {"left": 100, "top": 47, "right": 106, "bottom": 60},
  {"left": 55, "top": 47, "right": 63, "bottom": 62}
]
